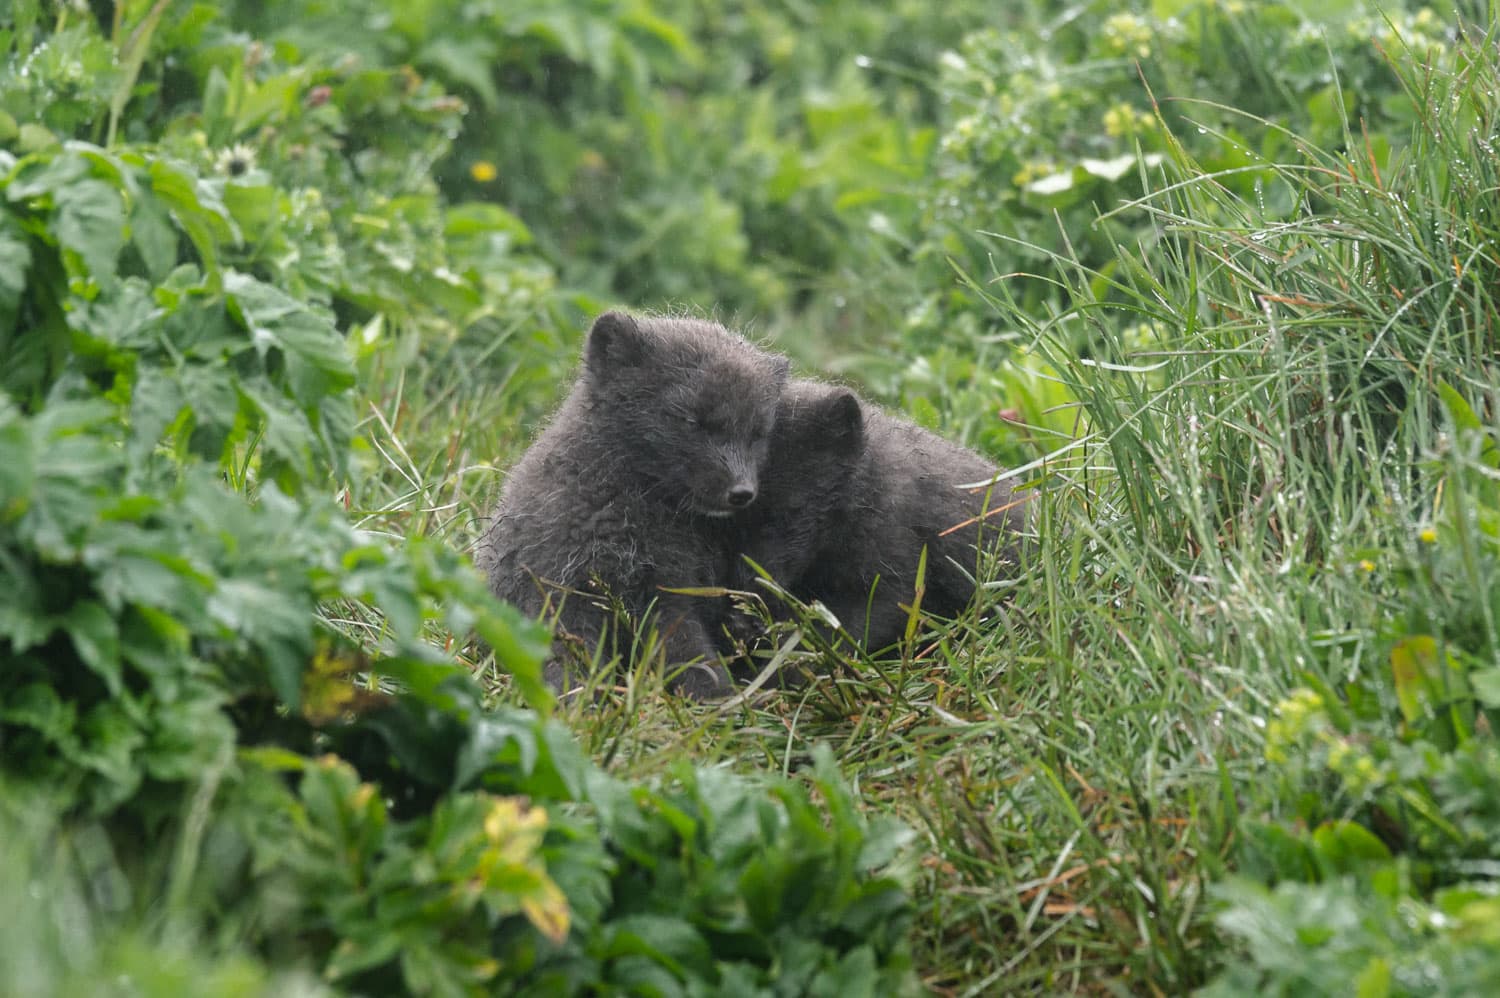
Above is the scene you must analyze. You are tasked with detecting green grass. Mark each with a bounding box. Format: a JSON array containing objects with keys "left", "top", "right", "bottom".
[{"left": 339, "top": 9, "right": 1500, "bottom": 994}]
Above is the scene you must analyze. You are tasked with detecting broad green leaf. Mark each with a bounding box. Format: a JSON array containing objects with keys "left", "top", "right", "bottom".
[
  {"left": 1436, "top": 890, "right": 1500, "bottom": 945},
  {"left": 74, "top": 699, "right": 146, "bottom": 806},
  {"left": 238, "top": 380, "right": 317, "bottom": 474},
  {"left": 454, "top": 711, "right": 540, "bottom": 788},
  {"left": 444, "top": 201, "right": 533, "bottom": 248},
  {"left": 0, "top": 682, "right": 75, "bottom": 740},
  {"left": 34, "top": 401, "right": 124, "bottom": 475},
  {"left": 454, "top": 710, "right": 584, "bottom": 801},
  {"left": 1239, "top": 821, "right": 1317, "bottom": 883},
  {"left": 619, "top": 9, "right": 699, "bottom": 62},
  {"left": 4, "top": 151, "right": 90, "bottom": 201},
  {"left": 142, "top": 696, "right": 236, "bottom": 781},
  {"left": 605, "top": 956, "right": 683, "bottom": 996},
  {"left": 127, "top": 365, "right": 186, "bottom": 465},
  {"left": 63, "top": 599, "right": 124, "bottom": 695},
  {"left": 239, "top": 745, "right": 313, "bottom": 773},
  {"left": 222, "top": 180, "right": 281, "bottom": 238},
  {"left": 119, "top": 601, "right": 192, "bottom": 665},
  {"left": 130, "top": 191, "right": 179, "bottom": 281},
  {"left": 53, "top": 178, "right": 127, "bottom": 283},
  {"left": 207, "top": 578, "right": 312, "bottom": 706},
  {"left": 224, "top": 270, "right": 354, "bottom": 398},
  {"left": 416, "top": 37, "right": 501, "bottom": 110},
  {"left": 314, "top": 391, "right": 355, "bottom": 481},
  {"left": 0, "top": 217, "right": 31, "bottom": 316},
  {"left": 470, "top": 596, "right": 553, "bottom": 712},
  {"left": 1470, "top": 668, "right": 1500, "bottom": 709},
  {"left": 0, "top": 414, "right": 35, "bottom": 520},
  {"left": 1310, "top": 820, "right": 1392, "bottom": 876},
  {"left": 150, "top": 159, "right": 237, "bottom": 276},
  {"left": 325, "top": 932, "right": 404, "bottom": 983},
  {"left": 1390, "top": 635, "right": 1468, "bottom": 723},
  {"left": 603, "top": 913, "right": 711, "bottom": 978},
  {"left": 809, "top": 944, "right": 879, "bottom": 995},
  {"left": 1354, "top": 957, "right": 1391, "bottom": 998},
  {"left": 1437, "top": 380, "right": 1500, "bottom": 469},
  {"left": 202, "top": 66, "right": 231, "bottom": 146},
  {"left": 854, "top": 811, "right": 915, "bottom": 872},
  {"left": 68, "top": 276, "right": 159, "bottom": 352},
  {"left": 298, "top": 754, "right": 380, "bottom": 850},
  {"left": 17, "top": 124, "right": 58, "bottom": 154},
  {"left": 235, "top": 72, "right": 302, "bottom": 135}
]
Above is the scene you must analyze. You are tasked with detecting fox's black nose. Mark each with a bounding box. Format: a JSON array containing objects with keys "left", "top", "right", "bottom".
[{"left": 726, "top": 485, "right": 756, "bottom": 508}]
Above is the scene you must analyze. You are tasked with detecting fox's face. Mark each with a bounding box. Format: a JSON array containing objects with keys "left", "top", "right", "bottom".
[
  {"left": 584, "top": 312, "right": 789, "bottom": 516},
  {"left": 760, "top": 381, "right": 864, "bottom": 505}
]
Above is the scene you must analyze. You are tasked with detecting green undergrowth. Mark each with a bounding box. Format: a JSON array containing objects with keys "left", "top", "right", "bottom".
[
  {"left": 0, "top": 2, "right": 922, "bottom": 994},
  {"left": 5, "top": 0, "right": 1499, "bottom": 993}
]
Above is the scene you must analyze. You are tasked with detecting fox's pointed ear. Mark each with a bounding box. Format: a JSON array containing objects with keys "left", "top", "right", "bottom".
[
  {"left": 586, "top": 311, "right": 649, "bottom": 371},
  {"left": 822, "top": 388, "right": 863, "bottom": 448}
]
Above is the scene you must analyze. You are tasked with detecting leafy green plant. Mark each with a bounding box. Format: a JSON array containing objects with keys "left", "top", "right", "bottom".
[
  {"left": 1, "top": 5, "right": 920, "bottom": 994},
  {"left": 1217, "top": 392, "right": 1500, "bottom": 993},
  {"left": 0, "top": 789, "right": 328, "bottom": 998},
  {"left": 1204, "top": 871, "right": 1500, "bottom": 997},
  {"left": 902, "top": 0, "right": 1460, "bottom": 394}
]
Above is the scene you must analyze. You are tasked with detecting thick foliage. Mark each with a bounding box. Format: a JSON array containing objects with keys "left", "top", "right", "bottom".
[
  {"left": 0, "top": 2, "right": 917, "bottom": 994},
  {"left": 887, "top": 0, "right": 1463, "bottom": 465},
  {"left": 949, "top": 12, "right": 1500, "bottom": 990}
]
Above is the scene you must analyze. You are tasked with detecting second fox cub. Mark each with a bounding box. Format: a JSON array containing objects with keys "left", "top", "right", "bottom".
[{"left": 736, "top": 379, "right": 1023, "bottom": 653}]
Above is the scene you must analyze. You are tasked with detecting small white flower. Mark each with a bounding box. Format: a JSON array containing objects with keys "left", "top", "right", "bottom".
[{"left": 214, "top": 143, "right": 258, "bottom": 177}]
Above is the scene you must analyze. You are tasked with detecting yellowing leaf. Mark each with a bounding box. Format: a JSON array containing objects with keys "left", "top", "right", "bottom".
[
  {"left": 521, "top": 879, "right": 571, "bottom": 945},
  {"left": 1354, "top": 956, "right": 1391, "bottom": 998},
  {"left": 1390, "top": 635, "right": 1468, "bottom": 723}
]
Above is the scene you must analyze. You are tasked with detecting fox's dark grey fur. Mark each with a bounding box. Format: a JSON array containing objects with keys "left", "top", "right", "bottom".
[
  {"left": 737, "top": 379, "right": 1024, "bottom": 654},
  {"left": 730, "top": 380, "right": 864, "bottom": 601},
  {"left": 474, "top": 312, "right": 788, "bottom": 699}
]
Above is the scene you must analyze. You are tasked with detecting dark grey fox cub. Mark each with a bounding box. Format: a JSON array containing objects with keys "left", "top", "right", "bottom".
[
  {"left": 475, "top": 312, "right": 789, "bottom": 699},
  {"left": 729, "top": 380, "right": 864, "bottom": 611},
  {"left": 735, "top": 379, "right": 1023, "bottom": 655}
]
